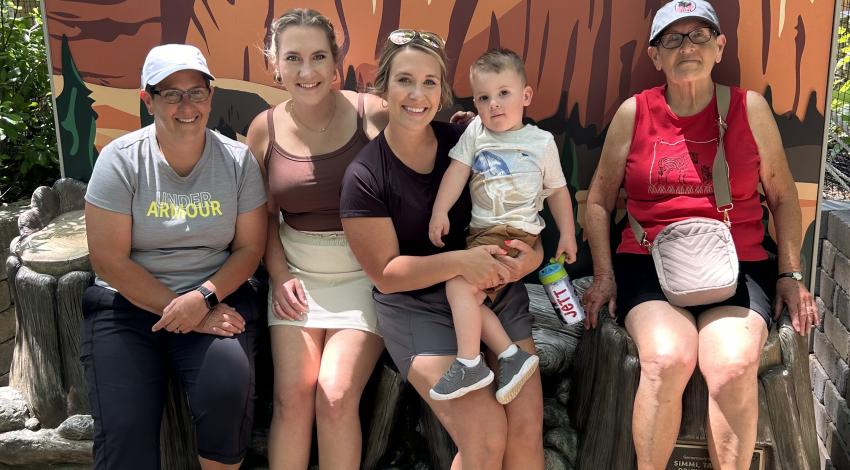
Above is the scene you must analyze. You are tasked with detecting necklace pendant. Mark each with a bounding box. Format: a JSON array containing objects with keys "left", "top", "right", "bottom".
[{"left": 289, "top": 98, "right": 336, "bottom": 134}]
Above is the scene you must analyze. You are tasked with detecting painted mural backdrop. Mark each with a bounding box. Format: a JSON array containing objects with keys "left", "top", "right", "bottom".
[{"left": 42, "top": 0, "right": 836, "bottom": 277}]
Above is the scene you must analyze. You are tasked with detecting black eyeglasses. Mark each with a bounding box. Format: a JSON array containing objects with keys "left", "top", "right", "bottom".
[
  {"left": 652, "top": 26, "right": 716, "bottom": 49},
  {"left": 149, "top": 86, "right": 211, "bottom": 104},
  {"left": 388, "top": 29, "right": 445, "bottom": 50}
]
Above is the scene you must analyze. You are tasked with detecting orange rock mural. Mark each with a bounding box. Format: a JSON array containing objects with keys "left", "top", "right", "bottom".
[
  {"left": 45, "top": 1, "right": 833, "bottom": 121},
  {"left": 43, "top": 0, "right": 837, "bottom": 274}
]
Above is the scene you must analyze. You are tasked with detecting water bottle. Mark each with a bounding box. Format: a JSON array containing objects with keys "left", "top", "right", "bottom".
[{"left": 538, "top": 255, "right": 585, "bottom": 325}]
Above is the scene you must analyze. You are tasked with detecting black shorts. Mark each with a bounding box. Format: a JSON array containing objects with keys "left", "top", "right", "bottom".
[{"left": 613, "top": 253, "right": 776, "bottom": 328}]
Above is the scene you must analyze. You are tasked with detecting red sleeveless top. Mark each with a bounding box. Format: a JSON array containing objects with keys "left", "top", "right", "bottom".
[
  {"left": 617, "top": 85, "right": 767, "bottom": 261},
  {"left": 264, "top": 93, "right": 369, "bottom": 232}
]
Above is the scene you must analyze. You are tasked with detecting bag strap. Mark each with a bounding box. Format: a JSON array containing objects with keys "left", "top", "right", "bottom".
[
  {"left": 628, "top": 84, "right": 733, "bottom": 249},
  {"left": 712, "top": 84, "right": 732, "bottom": 210}
]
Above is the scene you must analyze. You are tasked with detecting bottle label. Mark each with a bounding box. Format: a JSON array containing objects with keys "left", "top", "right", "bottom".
[{"left": 544, "top": 279, "right": 585, "bottom": 325}]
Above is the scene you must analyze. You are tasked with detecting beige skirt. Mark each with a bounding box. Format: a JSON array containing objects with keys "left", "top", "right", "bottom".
[{"left": 267, "top": 223, "right": 379, "bottom": 335}]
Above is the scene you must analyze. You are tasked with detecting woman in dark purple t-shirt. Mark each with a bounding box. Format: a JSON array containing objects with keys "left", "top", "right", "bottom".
[{"left": 340, "top": 31, "right": 545, "bottom": 468}]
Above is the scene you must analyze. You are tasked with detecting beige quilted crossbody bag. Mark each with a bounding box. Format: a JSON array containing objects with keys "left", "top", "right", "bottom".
[{"left": 627, "top": 84, "right": 739, "bottom": 307}]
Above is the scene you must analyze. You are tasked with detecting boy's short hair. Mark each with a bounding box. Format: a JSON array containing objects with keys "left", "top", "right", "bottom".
[{"left": 471, "top": 48, "right": 526, "bottom": 84}]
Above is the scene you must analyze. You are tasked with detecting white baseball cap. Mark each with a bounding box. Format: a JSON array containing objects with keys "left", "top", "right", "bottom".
[
  {"left": 140, "top": 44, "right": 215, "bottom": 89},
  {"left": 650, "top": 0, "right": 721, "bottom": 44}
]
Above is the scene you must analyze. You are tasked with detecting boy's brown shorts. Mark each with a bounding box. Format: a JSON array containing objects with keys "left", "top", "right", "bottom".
[{"left": 466, "top": 224, "right": 539, "bottom": 295}]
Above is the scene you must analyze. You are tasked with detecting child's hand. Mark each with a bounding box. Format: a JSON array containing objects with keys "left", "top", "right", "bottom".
[
  {"left": 556, "top": 235, "right": 578, "bottom": 264},
  {"left": 429, "top": 212, "right": 450, "bottom": 247}
]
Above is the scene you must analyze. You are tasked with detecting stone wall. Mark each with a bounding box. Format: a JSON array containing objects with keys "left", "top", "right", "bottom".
[
  {"left": 0, "top": 201, "right": 29, "bottom": 386},
  {"left": 813, "top": 204, "right": 850, "bottom": 470}
]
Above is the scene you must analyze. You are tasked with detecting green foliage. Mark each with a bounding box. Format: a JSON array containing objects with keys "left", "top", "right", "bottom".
[
  {"left": 826, "top": 16, "right": 850, "bottom": 174},
  {"left": 0, "top": 1, "right": 59, "bottom": 202},
  {"left": 831, "top": 24, "right": 850, "bottom": 122}
]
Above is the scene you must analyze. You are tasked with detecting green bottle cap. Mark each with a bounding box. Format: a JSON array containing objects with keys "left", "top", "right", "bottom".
[{"left": 538, "top": 254, "right": 568, "bottom": 285}]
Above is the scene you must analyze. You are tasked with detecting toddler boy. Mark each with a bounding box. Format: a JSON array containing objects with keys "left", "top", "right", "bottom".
[{"left": 428, "top": 49, "right": 576, "bottom": 404}]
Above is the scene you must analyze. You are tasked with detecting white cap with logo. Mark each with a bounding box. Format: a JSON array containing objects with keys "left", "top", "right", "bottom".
[
  {"left": 650, "top": 0, "right": 721, "bottom": 44},
  {"left": 140, "top": 44, "right": 215, "bottom": 90}
]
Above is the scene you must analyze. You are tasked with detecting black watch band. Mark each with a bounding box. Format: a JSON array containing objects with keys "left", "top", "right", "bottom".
[
  {"left": 195, "top": 285, "right": 219, "bottom": 310},
  {"left": 778, "top": 271, "right": 803, "bottom": 282}
]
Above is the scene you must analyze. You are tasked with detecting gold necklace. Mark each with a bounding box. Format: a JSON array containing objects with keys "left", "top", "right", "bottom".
[{"left": 288, "top": 97, "right": 337, "bottom": 133}]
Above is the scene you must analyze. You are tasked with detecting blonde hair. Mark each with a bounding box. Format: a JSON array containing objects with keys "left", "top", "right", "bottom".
[
  {"left": 266, "top": 8, "right": 340, "bottom": 66},
  {"left": 371, "top": 36, "right": 453, "bottom": 110}
]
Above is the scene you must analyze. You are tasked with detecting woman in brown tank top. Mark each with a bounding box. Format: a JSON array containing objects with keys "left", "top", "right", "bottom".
[{"left": 245, "top": 8, "right": 388, "bottom": 469}]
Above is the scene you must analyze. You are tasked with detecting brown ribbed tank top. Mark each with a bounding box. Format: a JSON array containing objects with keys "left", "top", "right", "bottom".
[{"left": 264, "top": 93, "right": 369, "bottom": 231}]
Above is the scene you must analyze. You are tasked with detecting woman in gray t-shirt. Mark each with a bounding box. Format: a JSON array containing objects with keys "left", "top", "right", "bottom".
[{"left": 81, "top": 45, "right": 267, "bottom": 469}]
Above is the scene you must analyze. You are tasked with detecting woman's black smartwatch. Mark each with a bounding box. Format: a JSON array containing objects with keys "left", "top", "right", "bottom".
[
  {"left": 195, "top": 285, "right": 219, "bottom": 310},
  {"left": 778, "top": 271, "right": 803, "bottom": 282}
]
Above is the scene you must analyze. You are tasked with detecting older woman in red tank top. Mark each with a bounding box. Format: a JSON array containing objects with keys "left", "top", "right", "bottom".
[
  {"left": 583, "top": 1, "right": 816, "bottom": 469},
  {"left": 245, "top": 8, "right": 388, "bottom": 469}
]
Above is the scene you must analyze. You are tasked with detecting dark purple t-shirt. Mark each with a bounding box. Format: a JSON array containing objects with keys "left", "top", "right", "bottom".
[{"left": 340, "top": 121, "right": 472, "bottom": 257}]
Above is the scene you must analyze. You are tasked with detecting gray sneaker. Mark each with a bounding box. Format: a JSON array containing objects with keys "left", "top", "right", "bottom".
[
  {"left": 495, "top": 349, "right": 539, "bottom": 405},
  {"left": 429, "top": 358, "right": 494, "bottom": 401}
]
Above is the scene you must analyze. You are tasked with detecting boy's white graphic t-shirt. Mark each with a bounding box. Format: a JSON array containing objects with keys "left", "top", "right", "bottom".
[{"left": 449, "top": 116, "right": 566, "bottom": 234}]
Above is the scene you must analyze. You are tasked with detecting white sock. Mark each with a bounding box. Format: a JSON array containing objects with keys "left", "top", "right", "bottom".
[
  {"left": 498, "top": 344, "right": 519, "bottom": 360},
  {"left": 456, "top": 355, "right": 481, "bottom": 367}
]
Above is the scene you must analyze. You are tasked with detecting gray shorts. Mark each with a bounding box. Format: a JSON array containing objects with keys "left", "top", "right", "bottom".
[{"left": 374, "top": 282, "right": 534, "bottom": 380}]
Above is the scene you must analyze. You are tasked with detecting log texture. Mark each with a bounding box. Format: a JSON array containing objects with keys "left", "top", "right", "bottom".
[
  {"left": 8, "top": 264, "right": 65, "bottom": 428},
  {"left": 12, "top": 210, "right": 89, "bottom": 277},
  {"left": 418, "top": 402, "right": 455, "bottom": 470},
  {"left": 777, "top": 322, "right": 820, "bottom": 469},
  {"left": 17, "top": 179, "right": 86, "bottom": 239},
  {"left": 363, "top": 363, "right": 405, "bottom": 470},
  {"left": 160, "top": 374, "right": 200, "bottom": 470},
  {"left": 56, "top": 271, "right": 92, "bottom": 416}
]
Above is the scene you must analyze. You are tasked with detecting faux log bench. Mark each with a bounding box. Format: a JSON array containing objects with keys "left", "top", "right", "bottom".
[
  {"left": 0, "top": 178, "right": 820, "bottom": 469},
  {"left": 568, "top": 274, "right": 820, "bottom": 470},
  {"left": 1, "top": 179, "right": 93, "bottom": 466},
  {"left": 0, "top": 178, "right": 582, "bottom": 468}
]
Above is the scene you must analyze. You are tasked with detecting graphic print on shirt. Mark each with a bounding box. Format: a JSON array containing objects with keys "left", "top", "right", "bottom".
[
  {"left": 471, "top": 149, "right": 542, "bottom": 216},
  {"left": 648, "top": 138, "right": 716, "bottom": 195},
  {"left": 144, "top": 191, "right": 224, "bottom": 220},
  {"left": 472, "top": 150, "right": 511, "bottom": 176}
]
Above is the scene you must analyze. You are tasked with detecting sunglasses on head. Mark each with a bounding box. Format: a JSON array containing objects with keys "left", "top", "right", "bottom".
[{"left": 388, "top": 29, "right": 445, "bottom": 50}]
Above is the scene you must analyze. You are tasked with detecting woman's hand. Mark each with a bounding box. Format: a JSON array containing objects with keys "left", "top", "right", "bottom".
[
  {"left": 495, "top": 239, "right": 543, "bottom": 283},
  {"left": 459, "top": 245, "right": 510, "bottom": 290},
  {"left": 152, "top": 290, "right": 209, "bottom": 333},
  {"left": 194, "top": 303, "right": 246, "bottom": 336},
  {"left": 271, "top": 274, "right": 309, "bottom": 321},
  {"left": 582, "top": 273, "right": 617, "bottom": 330},
  {"left": 774, "top": 278, "right": 818, "bottom": 336}
]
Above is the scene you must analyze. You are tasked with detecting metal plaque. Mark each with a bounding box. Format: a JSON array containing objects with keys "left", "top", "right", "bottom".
[{"left": 667, "top": 441, "right": 765, "bottom": 470}]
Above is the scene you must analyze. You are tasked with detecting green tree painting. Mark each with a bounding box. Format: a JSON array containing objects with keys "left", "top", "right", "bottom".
[{"left": 56, "top": 34, "right": 98, "bottom": 181}]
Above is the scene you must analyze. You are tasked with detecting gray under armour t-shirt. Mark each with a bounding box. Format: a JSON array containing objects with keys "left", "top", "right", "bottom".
[{"left": 85, "top": 125, "right": 267, "bottom": 293}]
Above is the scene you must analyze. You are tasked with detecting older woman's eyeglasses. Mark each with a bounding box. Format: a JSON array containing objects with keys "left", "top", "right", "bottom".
[
  {"left": 653, "top": 27, "right": 716, "bottom": 49},
  {"left": 149, "top": 87, "right": 211, "bottom": 104},
  {"left": 388, "top": 29, "right": 445, "bottom": 50}
]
